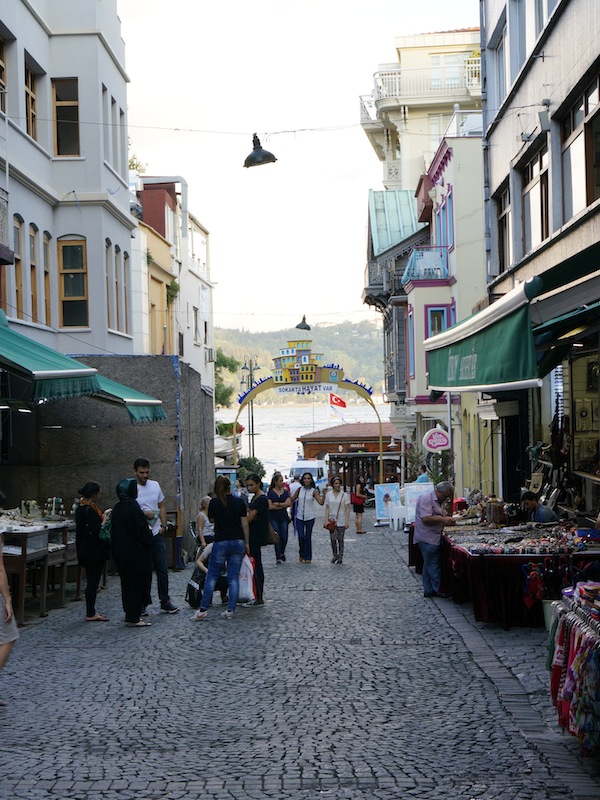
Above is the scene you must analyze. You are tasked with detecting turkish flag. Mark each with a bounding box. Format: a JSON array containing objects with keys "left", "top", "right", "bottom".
[{"left": 329, "top": 393, "right": 346, "bottom": 409}]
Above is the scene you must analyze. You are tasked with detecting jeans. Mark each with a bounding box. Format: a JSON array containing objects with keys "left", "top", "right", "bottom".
[
  {"left": 417, "top": 540, "right": 441, "bottom": 596},
  {"left": 297, "top": 517, "right": 315, "bottom": 561},
  {"left": 271, "top": 517, "right": 289, "bottom": 560},
  {"left": 329, "top": 526, "right": 345, "bottom": 560},
  {"left": 150, "top": 533, "right": 170, "bottom": 606},
  {"left": 199, "top": 539, "right": 245, "bottom": 613}
]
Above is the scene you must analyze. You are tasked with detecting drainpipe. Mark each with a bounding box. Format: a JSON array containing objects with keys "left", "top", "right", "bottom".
[{"left": 479, "top": 0, "right": 492, "bottom": 284}]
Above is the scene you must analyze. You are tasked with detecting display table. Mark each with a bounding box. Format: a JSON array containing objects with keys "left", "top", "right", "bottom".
[
  {"left": 2, "top": 521, "right": 76, "bottom": 625},
  {"left": 441, "top": 534, "right": 600, "bottom": 629}
]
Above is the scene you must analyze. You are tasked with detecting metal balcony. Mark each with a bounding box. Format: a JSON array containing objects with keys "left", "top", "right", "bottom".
[
  {"left": 367, "top": 57, "right": 481, "bottom": 105},
  {"left": 402, "top": 246, "right": 449, "bottom": 284}
]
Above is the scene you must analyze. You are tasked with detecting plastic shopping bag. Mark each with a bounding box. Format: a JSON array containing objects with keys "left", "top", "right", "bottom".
[{"left": 238, "top": 554, "right": 255, "bottom": 603}]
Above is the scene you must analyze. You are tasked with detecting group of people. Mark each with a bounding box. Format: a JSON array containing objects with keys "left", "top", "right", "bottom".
[
  {"left": 191, "top": 470, "right": 373, "bottom": 619},
  {"left": 74, "top": 458, "right": 180, "bottom": 628}
]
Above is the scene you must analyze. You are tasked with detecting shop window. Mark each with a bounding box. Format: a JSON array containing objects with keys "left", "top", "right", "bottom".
[
  {"left": 562, "top": 76, "right": 600, "bottom": 221},
  {"left": 52, "top": 78, "right": 80, "bottom": 156},
  {"left": 522, "top": 144, "right": 549, "bottom": 253},
  {"left": 58, "top": 239, "right": 88, "bottom": 327},
  {"left": 24, "top": 62, "right": 37, "bottom": 140}
]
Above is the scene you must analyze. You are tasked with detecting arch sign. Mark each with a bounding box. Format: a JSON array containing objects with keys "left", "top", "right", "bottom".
[
  {"left": 422, "top": 426, "right": 451, "bottom": 452},
  {"left": 233, "top": 337, "right": 383, "bottom": 482}
]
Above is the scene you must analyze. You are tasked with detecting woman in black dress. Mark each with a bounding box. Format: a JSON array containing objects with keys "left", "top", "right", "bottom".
[
  {"left": 245, "top": 473, "right": 269, "bottom": 605},
  {"left": 75, "top": 481, "right": 110, "bottom": 622},
  {"left": 110, "top": 479, "right": 154, "bottom": 627}
]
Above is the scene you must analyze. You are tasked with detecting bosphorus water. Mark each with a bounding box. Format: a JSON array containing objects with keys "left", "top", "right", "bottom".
[{"left": 216, "top": 401, "right": 389, "bottom": 479}]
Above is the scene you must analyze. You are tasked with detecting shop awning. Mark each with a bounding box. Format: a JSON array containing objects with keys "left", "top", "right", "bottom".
[
  {"left": 533, "top": 300, "right": 600, "bottom": 376},
  {"left": 0, "top": 310, "right": 99, "bottom": 401},
  {"left": 424, "top": 278, "right": 544, "bottom": 392},
  {"left": 93, "top": 375, "right": 167, "bottom": 423}
]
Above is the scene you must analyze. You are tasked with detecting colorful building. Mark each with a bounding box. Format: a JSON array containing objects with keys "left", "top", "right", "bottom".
[{"left": 272, "top": 340, "right": 344, "bottom": 385}]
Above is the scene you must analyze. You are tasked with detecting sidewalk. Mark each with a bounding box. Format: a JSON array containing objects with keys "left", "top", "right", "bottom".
[{"left": 1, "top": 507, "right": 599, "bottom": 800}]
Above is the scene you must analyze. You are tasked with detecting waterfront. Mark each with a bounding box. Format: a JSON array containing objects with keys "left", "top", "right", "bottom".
[{"left": 217, "top": 401, "right": 389, "bottom": 478}]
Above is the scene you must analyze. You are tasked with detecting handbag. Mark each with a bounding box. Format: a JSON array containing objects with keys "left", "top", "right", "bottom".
[
  {"left": 350, "top": 492, "right": 365, "bottom": 506},
  {"left": 266, "top": 522, "right": 279, "bottom": 545},
  {"left": 324, "top": 491, "right": 344, "bottom": 531}
]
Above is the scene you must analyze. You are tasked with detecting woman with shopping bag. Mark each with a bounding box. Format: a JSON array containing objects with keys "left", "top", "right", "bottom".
[
  {"left": 324, "top": 477, "right": 350, "bottom": 564},
  {"left": 193, "top": 476, "right": 249, "bottom": 621}
]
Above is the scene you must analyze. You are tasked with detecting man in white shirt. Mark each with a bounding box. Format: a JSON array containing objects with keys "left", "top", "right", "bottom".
[{"left": 134, "top": 458, "right": 179, "bottom": 614}]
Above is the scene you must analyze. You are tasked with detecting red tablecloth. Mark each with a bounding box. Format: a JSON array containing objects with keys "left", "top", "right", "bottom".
[{"left": 441, "top": 535, "right": 600, "bottom": 630}]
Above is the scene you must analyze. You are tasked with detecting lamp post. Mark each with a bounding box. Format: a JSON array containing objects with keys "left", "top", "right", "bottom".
[{"left": 240, "top": 355, "right": 260, "bottom": 459}]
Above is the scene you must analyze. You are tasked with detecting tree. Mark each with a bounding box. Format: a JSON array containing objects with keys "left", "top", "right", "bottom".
[
  {"left": 237, "top": 457, "right": 266, "bottom": 482},
  {"left": 215, "top": 349, "right": 240, "bottom": 409}
]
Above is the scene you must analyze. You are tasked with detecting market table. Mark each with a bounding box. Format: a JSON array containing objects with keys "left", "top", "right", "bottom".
[{"left": 441, "top": 534, "right": 600, "bottom": 629}]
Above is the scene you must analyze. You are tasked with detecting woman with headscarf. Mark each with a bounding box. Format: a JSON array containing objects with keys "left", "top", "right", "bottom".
[
  {"left": 75, "top": 481, "right": 110, "bottom": 621},
  {"left": 110, "top": 478, "right": 154, "bottom": 627}
]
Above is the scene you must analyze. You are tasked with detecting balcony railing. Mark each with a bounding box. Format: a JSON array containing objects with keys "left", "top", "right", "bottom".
[
  {"left": 402, "top": 246, "right": 449, "bottom": 284},
  {"left": 369, "top": 58, "right": 481, "bottom": 103}
]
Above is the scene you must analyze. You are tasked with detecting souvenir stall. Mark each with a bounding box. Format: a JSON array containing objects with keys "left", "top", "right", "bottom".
[
  {"left": 547, "top": 581, "right": 600, "bottom": 755},
  {"left": 439, "top": 515, "right": 600, "bottom": 630},
  {"left": 0, "top": 500, "right": 77, "bottom": 626}
]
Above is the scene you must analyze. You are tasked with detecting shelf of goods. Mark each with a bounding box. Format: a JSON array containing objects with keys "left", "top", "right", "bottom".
[{"left": 439, "top": 523, "right": 600, "bottom": 630}]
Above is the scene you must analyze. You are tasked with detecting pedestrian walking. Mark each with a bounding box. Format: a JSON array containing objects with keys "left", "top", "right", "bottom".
[
  {"left": 110, "top": 479, "right": 154, "bottom": 627},
  {"left": 324, "top": 477, "right": 350, "bottom": 564},
  {"left": 195, "top": 541, "right": 229, "bottom": 606},
  {"left": 352, "top": 474, "right": 368, "bottom": 534},
  {"left": 290, "top": 472, "right": 326, "bottom": 563},
  {"left": 0, "top": 491, "right": 18, "bottom": 706},
  {"left": 75, "top": 481, "right": 110, "bottom": 622},
  {"left": 267, "top": 472, "right": 291, "bottom": 564},
  {"left": 193, "top": 476, "right": 249, "bottom": 620},
  {"left": 245, "top": 474, "right": 269, "bottom": 604},
  {"left": 414, "top": 481, "right": 455, "bottom": 599},
  {"left": 133, "top": 458, "right": 179, "bottom": 614}
]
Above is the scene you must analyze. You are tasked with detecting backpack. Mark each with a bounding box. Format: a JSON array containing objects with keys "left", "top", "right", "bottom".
[{"left": 185, "top": 565, "right": 205, "bottom": 609}]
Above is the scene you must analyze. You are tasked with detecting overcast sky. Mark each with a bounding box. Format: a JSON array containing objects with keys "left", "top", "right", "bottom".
[{"left": 117, "top": 0, "right": 479, "bottom": 332}]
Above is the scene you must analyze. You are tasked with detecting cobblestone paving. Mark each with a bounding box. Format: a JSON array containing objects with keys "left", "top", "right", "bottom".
[{"left": 1, "top": 510, "right": 599, "bottom": 799}]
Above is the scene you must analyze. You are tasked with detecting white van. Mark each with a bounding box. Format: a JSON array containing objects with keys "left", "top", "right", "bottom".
[{"left": 288, "top": 460, "right": 328, "bottom": 491}]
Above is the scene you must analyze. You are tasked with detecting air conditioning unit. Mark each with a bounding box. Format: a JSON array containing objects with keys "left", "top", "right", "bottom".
[{"left": 205, "top": 347, "right": 216, "bottom": 363}]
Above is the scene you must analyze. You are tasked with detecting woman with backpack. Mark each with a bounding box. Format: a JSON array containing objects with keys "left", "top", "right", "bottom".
[{"left": 75, "top": 481, "right": 111, "bottom": 622}]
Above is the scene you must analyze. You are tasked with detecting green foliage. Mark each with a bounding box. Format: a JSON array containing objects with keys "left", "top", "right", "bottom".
[
  {"left": 426, "top": 449, "right": 454, "bottom": 486},
  {"left": 237, "top": 456, "right": 265, "bottom": 481},
  {"left": 405, "top": 444, "right": 427, "bottom": 483},
  {"left": 166, "top": 280, "right": 180, "bottom": 305},
  {"left": 215, "top": 348, "right": 241, "bottom": 409},
  {"left": 215, "top": 420, "right": 244, "bottom": 436}
]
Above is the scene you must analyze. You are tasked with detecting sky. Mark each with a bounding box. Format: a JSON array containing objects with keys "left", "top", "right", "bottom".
[{"left": 116, "top": 0, "right": 479, "bottom": 332}]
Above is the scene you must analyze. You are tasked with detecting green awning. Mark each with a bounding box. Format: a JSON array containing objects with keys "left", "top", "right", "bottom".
[
  {"left": 93, "top": 375, "right": 167, "bottom": 423},
  {"left": 424, "top": 279, "right": 544, "bottom": 392},
  {"left": 0, "top": 310, "right": 99, "bottom": 401},
  {"left": 533, "top": 300, "right": 600, "bottom": 376}
]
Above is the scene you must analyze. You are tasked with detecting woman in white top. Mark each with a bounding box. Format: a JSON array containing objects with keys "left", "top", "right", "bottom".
[
  {"left": 196, "top": 496, "right": 215, "bottom": 548},
  {"left": 290, "top": 472, "right": 325, "bottom": 563},
  {"left": 324, "top": 477, "right": 351, "bottom": 564}
]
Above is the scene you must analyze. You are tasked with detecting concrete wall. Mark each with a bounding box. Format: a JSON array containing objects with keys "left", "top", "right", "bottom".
[{"left": 36, "top": 355, "right": 214, "bottom": 549}]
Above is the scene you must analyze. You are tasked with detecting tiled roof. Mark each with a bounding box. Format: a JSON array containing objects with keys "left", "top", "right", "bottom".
[{"left": 298, "top": 422, "right": 398, "bottom": 441}]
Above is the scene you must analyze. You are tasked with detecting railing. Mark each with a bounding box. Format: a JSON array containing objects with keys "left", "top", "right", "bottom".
[
  {"left": 402, "top": 246, "right": 449, "bottom": 284},
  {"left": 443, "top": 110, "right": 483, "bottom": 138},
  {"left": 371, "top": 58, "right": 481, "bottom": 102}
]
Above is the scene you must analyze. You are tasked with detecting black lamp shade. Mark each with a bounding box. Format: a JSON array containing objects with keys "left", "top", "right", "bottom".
[{"left": 244, "top": 133, "right": 277, "bottom": 168}]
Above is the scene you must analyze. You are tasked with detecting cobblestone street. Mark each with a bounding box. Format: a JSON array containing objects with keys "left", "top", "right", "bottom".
[{"left": 2, "top": 509, "right": 599, "bottom": 799}]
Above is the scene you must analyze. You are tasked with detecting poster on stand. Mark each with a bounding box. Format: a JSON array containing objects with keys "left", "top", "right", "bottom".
[
  {"left": 404, "top": 482, "right": 433, "bottom": 523},
  {"left": 374, "top": 483, "right": 401, "bottom": 520}
]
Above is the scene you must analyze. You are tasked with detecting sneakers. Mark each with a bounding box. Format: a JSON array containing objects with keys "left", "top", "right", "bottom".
[
  {"left": 126, "top": 620, "right": 151, "bottom": 627},
  {"left": 276, "top": 559, "right": 282, "bottom": 565},
  {"left": 161, "top": 602, "right": 180, "bottom": 614},
  {"left": 193, "top": 610, "right": 208, "bottom": 621},
  {"left": 221, "top": 610, "right": 234, "bottom": 619}
]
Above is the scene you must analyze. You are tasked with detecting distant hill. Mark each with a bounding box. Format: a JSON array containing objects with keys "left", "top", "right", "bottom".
[{"left": 214, "top": 320, "right": 383, "bottom": 406}]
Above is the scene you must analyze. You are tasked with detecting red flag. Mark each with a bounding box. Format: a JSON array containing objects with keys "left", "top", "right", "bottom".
[{"left": 329, "top": 393, "right": 346, "bottom": 409}]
